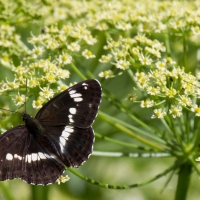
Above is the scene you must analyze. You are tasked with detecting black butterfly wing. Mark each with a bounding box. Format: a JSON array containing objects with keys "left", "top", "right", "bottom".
[
  {"left": 35, "top": 79, "right": 102, "bottom": 128},
  {"left": 0, "top": 79, "right": 101, "bottom": 185},
  {"left": 0, "top": 126, "right": 65, "bottom": 185},
  {"left": 43, "top": 125, "right": 94, "bottom": 167},
  {"left": 35, "top": 79, "right": 101, "bottom": 167}
]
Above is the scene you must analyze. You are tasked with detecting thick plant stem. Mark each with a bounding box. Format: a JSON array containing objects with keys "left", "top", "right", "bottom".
[
  {"left": 174, "top": 162, "right": 192, "bottom": 200},
  {"left": 31, "top": 186, "right": 49, "bottom": 200}
]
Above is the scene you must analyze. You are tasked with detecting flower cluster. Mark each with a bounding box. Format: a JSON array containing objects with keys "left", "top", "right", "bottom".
[
  {"left": 0, "top": 24, "right": 26, "bottom": 66},
  {"left": 99, "top": 35, "right": 166, "bottom": 78},
  {"left": 0, "top": 19, "right": 98, "bottom": 108},
  {"left": 134, "top": 60, "right": 200, "bottom": 118},
  {"left": 39, "top": 1, "right": 200, "bottom": 37}
]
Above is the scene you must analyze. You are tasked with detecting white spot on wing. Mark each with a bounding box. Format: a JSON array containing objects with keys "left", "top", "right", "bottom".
[
  {"left": 31, "top": 153, "right": 38, "bottom": 162},
  {"left": 68, "top": 114, "right": 74, "bottom": 122},
  {"left": 26, "top": 154, "right": 32, "bottom": 163},
  {"left": 24, "top": 152, "right": 57, "bottom": 163},
  {"left": 59, "top": 126, "right": 74, "bottom": 153},
  {"left": 69, "top": 107, "right": 76, "bottom": 114},
  {"left": 38, "top": 152, "right": 46, "bottom": 159},
  {"left": 69, "top": 90, "right": 76, "bottom": 95},
  {"left": 84, "top": 86, "right": 88, "bottom": 90},
  {"left": 65, "top": 126, "right": 74, "bottom": 132},
  {"left": 14, "top": 154, "right": 22, "bottom": 160},
  {"left": 74, "top": 97, "right": 83, "bottom": 102},
  {"left": 82, "top": 83, "right": 88, "bottom": 86},
  {"left": 62, "top": 126, "right": 73, "bottom": 138},
  {"left": 59, "top": 137, "right": 66, "bottom": 153},
  {"left": 70, "top": 93, "right": 82, "bottom": 98},
  {"left": 6, "top": 153, "right": 13, "bottom": 161}
]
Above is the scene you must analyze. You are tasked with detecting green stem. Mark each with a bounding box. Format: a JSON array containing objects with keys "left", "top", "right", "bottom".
[
  {"left": 67, "top": 160, "right": 182, "bottom": 189},
  {"left": 102, "top": 88, "right": 156, "bottom": 133},
  {"left": 70, "top": 63, "right": 86, "bottom": 80},
  {"left": 98, "top": 111, "right": 166, "bottom": 151},
  {"left": 31, "top": 186, "right": 49, "bottom": 200},
  {"left": 164, "top": 33, "right": 171, "bottom": 56},
  {"left": 174, "top": 162, "right": 192, "bottom": 200},
  {"left": 0, "top": 183, "right": 14, "bottom": 200},
  {"left": 183, "top": 34, "right": 187, "bottom": 69},
  {"left": 95, "top": 132, "right": 154, "bottom": 151},
  {"left": 92, "top": 151, "right": 171, "bottom": 158}
]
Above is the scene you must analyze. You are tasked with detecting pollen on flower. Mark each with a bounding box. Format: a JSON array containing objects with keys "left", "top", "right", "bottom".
[
  {"left": 57, "top": 53, "right": 72, "bottom": 65},
  {"left": 141, "top": 99, "right": 154, "bottom": 108},
  {"left": 57, "top": 85, "right": 68, "bottom": 92},
  {"left": 83, "top": 34, "right": 97, "bottom": 45},
  {"left": 151, "top": 108, "right": 166, "bottom": 119},
  {"left": 115, "top": 22, "right": 132, "bottom": 30},
  {"left": 169, "top": 105, "right": 182, "bottom": 118},
  {"left": 135, "top": 72, "right": 149, "bottom": 88},
  {"left": 6, "top": 79, "right": 20, "bottom": 90},
  {"left": 46, "top": 39, "right": 60, "bottom": 50},
  {"left": 28, "top": 78, "right": 39, "bottom": 88},
  {"left": 39, "top": 87, "right": 54, "bottom": 100},
  {"left": 99, "top": 54, "right": 112, "bottom": 63},
  {"left": 138, "top": 54, "right": 153, "bottom": 66},
  {"left": 56, "top": 175, "right": 70, "bottom": 185},
  {"left": 126, "top": 94, "right": 137, "bottom": 102},
  {"left": 132, "top": 47, "right": 140, "bottom": 57},
  {"left": 191, "top": 105, "right": 200, "bottom": 117},
  {"left": 178, "top": 95, "right": 192, "bottom": 107},
  {"left": 115, "top": 60, "right": 130, "bottom": 70},
  {"left": 30, "top": 46, "right": 44, "bottom": 58},
  {"left": 0, "top": 54, "right": 10, "bottom": 66},
  {"left": 12, "top": 93, "right": 25, "bottom": 106},
  {"left": 32, "top": 98, "right": 44, "bottom": 109},
  {"left": 82, "top": 49, "right": 95, "bottom": 59},
  {"left": 44, "top": 73, "right": 56, "bottom": 83},
  {"left": 165, "top": 87, "right": 177, "bottom": 98},
  {"left": 67, "top": 42, "right": 80, "bottom": 52},
  {"left": 166, "top": 57, "right": 176, "bottom": 65},
  {"left": 57, "top": 69, "right": 70, "bottom": 79},
  {"left": 155, "top": 61, "right": 166, "bottom": 70},
  {"left": 191, "top": 26, "right": 200, "bottom": 35},
  {"left": 147, "top": 86, "right": 160, "bottom": 96},
  {"left": 99, "top": 70, "right": 114, "bottom": 79},
  {"left": 145, "top": 47, "right": 161, "bottom": 58}
]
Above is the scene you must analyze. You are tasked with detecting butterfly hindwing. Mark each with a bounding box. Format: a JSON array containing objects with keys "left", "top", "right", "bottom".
[
  {"left": 22, "top": 134, "right": 65, "bottom": 185},
  {"left": 44, "top": 125, "right": 94, "bottom": 167},
  {"left": 0, "top": 126, "right": 65, "bottom": 185},
  {"left": 0, "top": 126, "right": 27, "bottom": 181}
]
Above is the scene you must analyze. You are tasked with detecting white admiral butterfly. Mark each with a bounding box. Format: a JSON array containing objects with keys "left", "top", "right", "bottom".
[{"left": 0, "top": 79, "right": 101, "bottom": 185}]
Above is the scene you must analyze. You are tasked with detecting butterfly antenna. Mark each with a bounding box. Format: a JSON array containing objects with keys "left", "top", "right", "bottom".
[
  {"left": 0, "top": 108, "right": 21, "bottom": 115},
  {"left": 25, "top": 78, "right": 28, "bottom": 114}
]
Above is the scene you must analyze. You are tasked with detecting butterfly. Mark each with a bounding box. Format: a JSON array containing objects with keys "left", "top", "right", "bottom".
[{"left": 0, "top": 79, "right": 101, "bottom": 185}]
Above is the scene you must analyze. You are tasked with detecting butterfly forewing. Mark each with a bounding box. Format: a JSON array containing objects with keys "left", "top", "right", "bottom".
[
  {"left": 0, "top": 79, "right": 101, "bottom": 185},
  {"left": 36, "top": 79, "right": 101, "bottom": 128}
]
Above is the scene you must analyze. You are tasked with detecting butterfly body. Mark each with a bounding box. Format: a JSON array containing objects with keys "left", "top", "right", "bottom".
[
  {"left": 0, "top": 79, "right": 101, "bottom": 185},
  {"left": 23, "top": 113, "right": 45, "bottom": 136}
]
